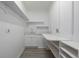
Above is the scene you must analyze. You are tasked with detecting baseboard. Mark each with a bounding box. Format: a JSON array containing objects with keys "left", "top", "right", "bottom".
[
  {"left": 25, "top": 46, "right": 38, "bottom": 49},
  {"left": 17, "top": 47, "right": 25, "bottom": 58},
  {"left": 38, "top": 47, "right": 50, "bottom": 50}
]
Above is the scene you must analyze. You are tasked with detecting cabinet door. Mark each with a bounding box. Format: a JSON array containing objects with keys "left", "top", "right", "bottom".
[
  {"left": 49, "top": 2, "right": 60, "bottom": 35},
  {"left": 59, "top": 2, "right": 72, "bottom": 39},
  {"left": 73, "top": 2, "right": 79, "bottom": 41}
]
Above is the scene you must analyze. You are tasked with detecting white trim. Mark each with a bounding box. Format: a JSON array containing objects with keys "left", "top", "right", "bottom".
[{"left": 17, "top": 47, "right": 25, "bottom": 58}]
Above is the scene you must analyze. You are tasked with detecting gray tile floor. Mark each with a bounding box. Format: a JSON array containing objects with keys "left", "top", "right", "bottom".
[{"left": 20, "top": 48, "right": 55, "bottom": 58}]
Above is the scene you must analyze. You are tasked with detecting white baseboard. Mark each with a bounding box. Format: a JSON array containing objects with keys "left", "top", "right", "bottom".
[{"left": 17, "top": 47, "right": 25, "bottom": 58}]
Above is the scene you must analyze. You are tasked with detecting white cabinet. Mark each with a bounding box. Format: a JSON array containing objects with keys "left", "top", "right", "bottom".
[
  {"left": 73, "top": 2, "right": 79, "bottom": 41},
  {"left": 49, "top": 2, "right": 73, "bottom": 39},
  {"left": 49, "top": 2, "right": 59, "bottom": 34},
  {"left": 59, "top": 2, "right": 72, "bottom": 39}
]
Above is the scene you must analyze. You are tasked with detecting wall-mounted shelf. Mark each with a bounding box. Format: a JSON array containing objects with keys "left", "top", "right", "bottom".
[
  {"left": 60, "top": 49, "right": 71, "bottom": 58},
  {"left": 2, "top": 1, "right": 29, "bottom": 21},
  {"left": 26, "top": 21, "right": 44, "bottom": 25},
  {"left": 43, "top": 34, "right": 79, "bottom": 58},
  {"left": 47, "top": 40, "right": 79, "bottom": 58},
  {"left": 49, "top": 46, "right": 59, "bottom": 58},
  {"left": 35, "top": 31, "right": 49, "bottom": 34},
  {"left": 61, "top": 41, "right": 79, "bottom": 50},
  {"left": 60, "top": 41, "right": 78, "bottom": 58},
  {"left": 47, "top": 40, "right": 78, "bottom": 58},
  {"left": 47, "top": 41, "right": 59, "bottom": 58},
  {"left": 60, "top": 47, "right": 76, "bottom": 58},
  {"left": 25, "top": 34, "right": 42, "bottom": 38},
  {"left": 60, "top": 52, "right": 67, "bottom": 58},
  {"left": 36, "top": 25, "right": 48, "bottom": 29},
  {"left": 50, "top": 41, "right": 59, "bottom": 49}
]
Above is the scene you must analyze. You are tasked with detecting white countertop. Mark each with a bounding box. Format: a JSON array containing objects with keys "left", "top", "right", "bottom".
[{"left": 42, "top": 34, "right": 71, "bottom": 41}]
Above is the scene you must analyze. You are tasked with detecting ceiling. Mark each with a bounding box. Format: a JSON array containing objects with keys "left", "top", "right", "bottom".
[{"left": 22, "top": 1, "right": 53, "bottom": 11}]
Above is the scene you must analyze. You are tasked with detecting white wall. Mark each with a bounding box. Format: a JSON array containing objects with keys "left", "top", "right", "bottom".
[
  {"left": 25, "top": 11, "right": 49, "bottom": 48},
  {"left": 49, "top": 2, "right": 59, "bottom": 34},
  {"left": 24, "top": 10, "right": 49, "bottom": 25},
  {"left": 24, "top": 10, "right": 49, "bottom": 48},
  {"left": 0, "top": 2, "right": 25, "bottom": 58},
  {"left": 49, "top": 1, "right": 72, "bottom": 39},
  {"left": 59, "top": 1, "right": 72, "bottom": 39},
  {"left": 16, "top": 2, "right": 50, "bottom": 48},
  {"left": 24, "top": 34, "right": 47, "bottom": 48},
  {"left": 15, "top": 2, "right": 49, "bottom": 48},
  {"left": 73, "top": 2, "right": 79, "bottom": 41}
]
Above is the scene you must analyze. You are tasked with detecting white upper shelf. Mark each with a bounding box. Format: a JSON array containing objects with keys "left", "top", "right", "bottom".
[
  {"left": 61, "top": 41, "right": 79, "bottom": 50},
  {"left": 1, "top": 1, "right": 29, "bottom": 21},
  {"left": 42, "top": 34, "right": 71, "bottom": 41},
  {"left": 26, "top": 21, "right": 44, "bottom": 24}
]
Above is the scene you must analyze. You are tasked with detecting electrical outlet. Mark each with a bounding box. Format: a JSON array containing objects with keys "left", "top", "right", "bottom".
[{"left": 56, "top": 28, "right": 59, "bottom": 33}]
